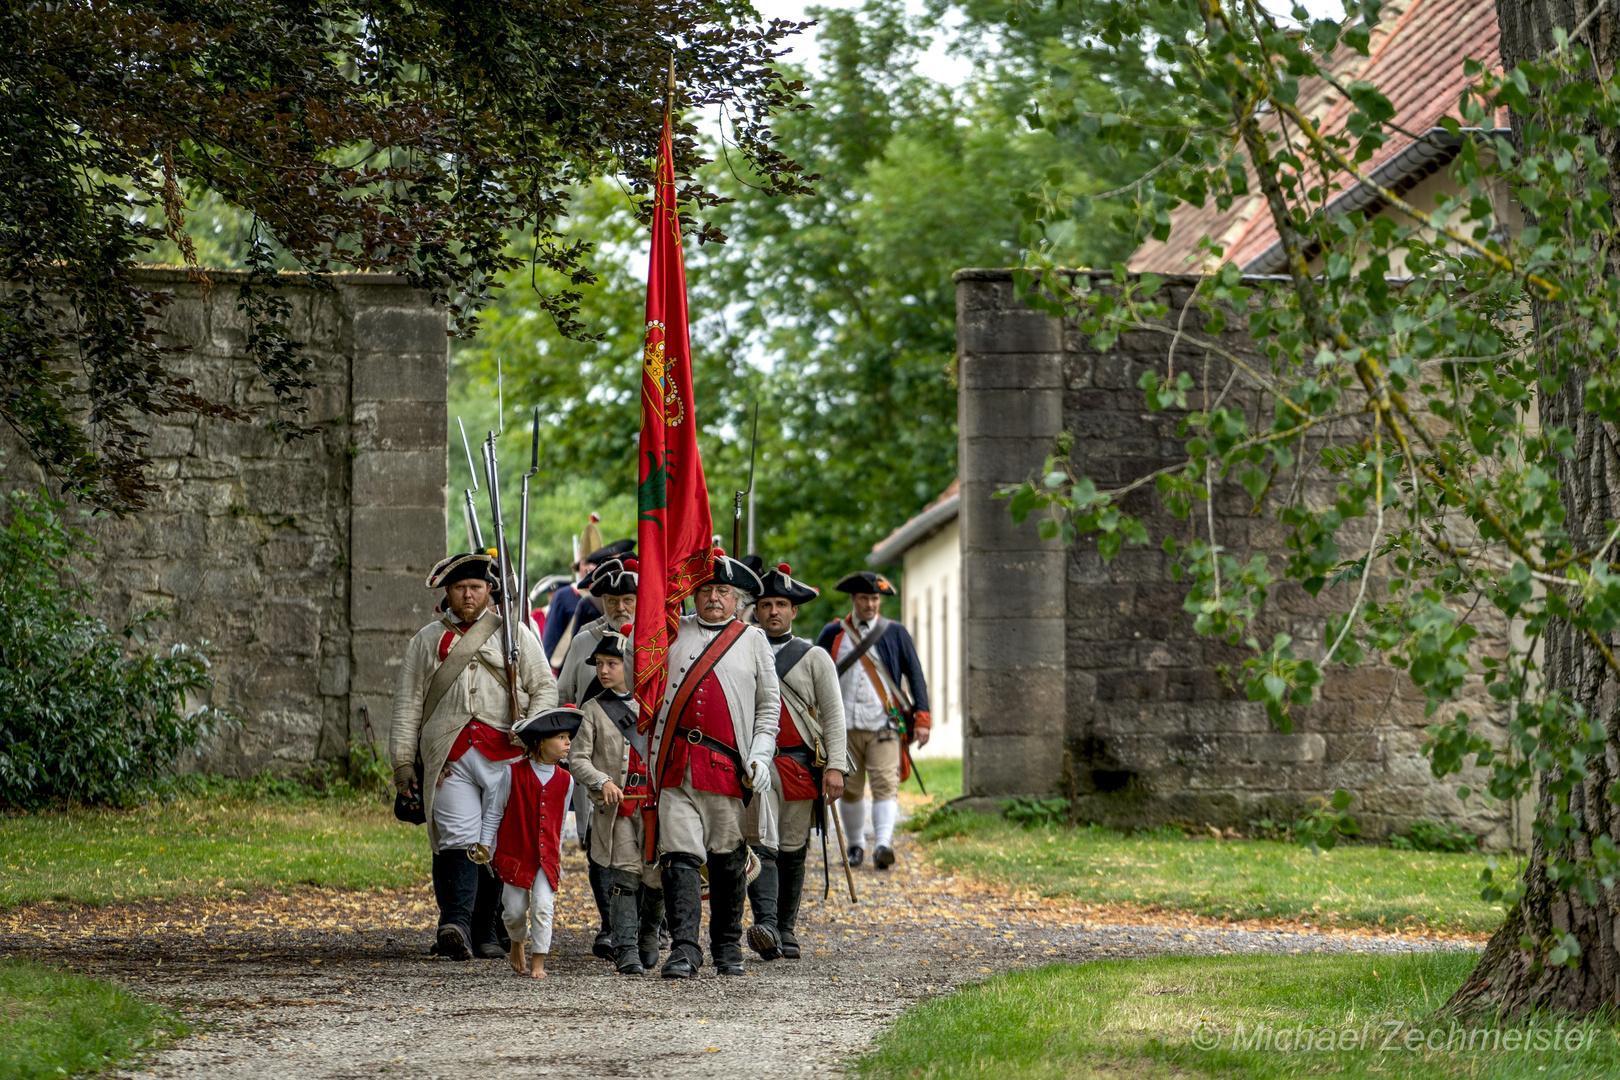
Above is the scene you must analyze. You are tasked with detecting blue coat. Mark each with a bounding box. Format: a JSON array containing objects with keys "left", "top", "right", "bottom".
[
  {"left": 542, "top": 583, "right": 600, "bottom": 660},
  {"left": 815, "top": 617, "right": 930, "bottom": 717}
]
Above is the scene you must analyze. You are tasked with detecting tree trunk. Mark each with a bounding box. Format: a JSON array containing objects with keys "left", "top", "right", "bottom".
[{"left": 1448, "top": 0, "right": 1620, "bottom": 1018}]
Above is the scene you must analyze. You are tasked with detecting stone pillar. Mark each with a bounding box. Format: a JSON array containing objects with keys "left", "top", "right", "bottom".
[
  {"left": 955, "top": 269, "right": 1068, "bottom": 804},
  {"left": 346, "top": 283, "right": 449, "bottom": 755}
]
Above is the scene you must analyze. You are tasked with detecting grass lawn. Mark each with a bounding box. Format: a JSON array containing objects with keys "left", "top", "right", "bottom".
[
  {"left": 856, "top": 953, "right": 1617, "bottom": 1079},
  {"left": 911, "top": 762, "right": 1504, "bottom": 933},
  {"left": 0, "top": 781, "right": 425, "bottom": 907},
  {"left": 0, "top": 958, "right": 184, "bottom": 1080},
  {"left": 907, "top": 757, "right": 962, "bottom": 802}
]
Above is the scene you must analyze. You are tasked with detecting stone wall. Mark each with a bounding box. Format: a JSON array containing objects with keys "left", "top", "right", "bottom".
[
  {"left": 2, "top": 269, "right": 447, "bottom": 775},
  {"left": 956, "top": 269, "right": 1527, "bottom": 849}
]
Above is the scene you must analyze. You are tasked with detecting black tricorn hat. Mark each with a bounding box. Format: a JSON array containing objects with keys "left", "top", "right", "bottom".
[
  {"left": 513, "top": 706, "right": 583, "bottom": 742},
  {"left": 589, "top": 623, "right": 633, "bottom": 665},
  {"left": 706, "top": 549, "right": 763, "bottom": 593},
  {"left": 835, "top": 570, "right": 896, "bottom": 596},
  {"left": 587, "top": 557, "right": 639, "bottom": 597},
  {"left": 584, "top": 538, "right": 635, "bottom": 565},
  {"left": 427, "top": 552, "right": 502, "bottom": 593},
  {"left": 758, "top": 562, "right": 819, "bottom": 605}
]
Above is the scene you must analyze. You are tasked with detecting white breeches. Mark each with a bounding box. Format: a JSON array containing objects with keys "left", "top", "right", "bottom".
[
  {"left": 502, "top": 878, "right": 556, "bottom": 953},
  {"left": 434, "top": 748, "right": 508, "bottom": 852}
]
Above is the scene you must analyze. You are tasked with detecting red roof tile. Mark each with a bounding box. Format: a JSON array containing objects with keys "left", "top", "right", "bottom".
[{"left": 1132, "top": 0, "right": 1502, "bottom": 273}]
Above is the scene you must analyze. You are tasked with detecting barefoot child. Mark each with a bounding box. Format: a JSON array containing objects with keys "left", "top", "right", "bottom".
[
  {"left": 568, "top": 624, "right": 663, "bottom": 975},
  {"left": 475, "top": 705, "right": 581, "bottom": 978}
]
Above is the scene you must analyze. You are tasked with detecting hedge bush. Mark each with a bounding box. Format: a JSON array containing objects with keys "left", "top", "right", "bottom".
[{"left": 0, "top": 489, "right": 224, "bottom": 807}]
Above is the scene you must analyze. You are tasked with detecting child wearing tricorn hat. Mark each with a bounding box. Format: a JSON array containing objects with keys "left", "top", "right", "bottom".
[
  {"left": 568, "top": 624, "right": 664, "bottom": 974},
  {"left": 474, "top": 705, "right": 582, "bottom": 978}
]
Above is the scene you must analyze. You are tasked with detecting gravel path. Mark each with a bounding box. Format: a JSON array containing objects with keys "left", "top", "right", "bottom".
[{"left": 1, "top": 833, "right": 1480, "bottom": 1079}]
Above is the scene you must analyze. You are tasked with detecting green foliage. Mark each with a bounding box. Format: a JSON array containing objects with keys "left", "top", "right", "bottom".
[
  {"left": 995, "top": 0, "right": 1620, "bottom": 971},
  {"left": 1392, "top": 819, "right": 1480, "bottom": 854},
  {"left": 0, "top": 958, "right": 183, "bottom": 1080},
  {"left": 855, "top": 954, "right": 1610, "bottom": 1080},
  {"left": 0, "top": 490, "right": 224, "bottom": 809},
  {"left": 6, "top": 0, "right": 808, "bottom": 511},
  {"left": 908, "top": 801, "right": 995, "bottom": 842},
  {"left": 1001, "top": 794, "right": 1073, "bottom": 827},
  {"left": 1293, "top": 789, "right": 1361, "bottom": 854}
]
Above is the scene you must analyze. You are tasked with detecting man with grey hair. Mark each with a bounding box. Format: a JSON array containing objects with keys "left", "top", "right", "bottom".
[{"left": 649, "top": 553, "right": 779, "bottom": 978}]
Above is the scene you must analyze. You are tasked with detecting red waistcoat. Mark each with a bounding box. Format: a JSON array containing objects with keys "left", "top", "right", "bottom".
[
  {"left": 774, "top": 704, "right": 819, "bottom": 801},
  {"left": 491, "top": 761, "right": 571, "bottom": 891},
  {"left": 668, "top": 671, "right": 743, "bottom": 798}
]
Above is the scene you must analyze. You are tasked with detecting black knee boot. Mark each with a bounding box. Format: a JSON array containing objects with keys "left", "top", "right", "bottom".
[
  {"left": 471, "top": 864, "right": 508, "bottom": 959},
  {"left": 587, "top": 855, "right": 615, "bottom": 960},
  {"left": 430, "top": 849, "right": 478, "bottom": 960},
  {"left": 608, "top": 870, "right": 644, "bottom": 975},
  {"left": 707, "top": 845, "right": 748, "bottom": 975},
  {"left": 660, "top": 856, "right": 704, "bottom": 978},
  {"left": 638, "top": 887, "right": 664, "bottom": 972},
  {"left": 745, "top": 845, "right": 782, "bottom": 960},
  {"left": 776, "top": 845, "right": 810, "bottom": 959}
]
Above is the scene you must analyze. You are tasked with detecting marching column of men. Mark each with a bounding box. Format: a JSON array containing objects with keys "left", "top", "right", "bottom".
[{"left": 391, "top": 543, "right": 929, "bottom": 977}]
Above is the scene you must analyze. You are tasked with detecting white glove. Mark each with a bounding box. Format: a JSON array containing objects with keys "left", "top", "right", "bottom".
[{"left": 747, "top": 757, "right": 773, "bottom": 796}]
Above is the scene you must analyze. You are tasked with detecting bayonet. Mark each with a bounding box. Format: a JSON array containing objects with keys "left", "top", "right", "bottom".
[
  {"left": 517, "top": 405, "right": 540, "bottom": 632},
  {"left": 482, "top": 427, "right": 522, "bottom": 731},
  {"left": 457, "top": 417, "right": 484, "bottom": 551}
]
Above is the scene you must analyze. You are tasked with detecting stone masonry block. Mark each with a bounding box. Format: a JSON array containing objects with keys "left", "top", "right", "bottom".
[
  {"left": 958, "top": 311, "right": 1062, "bottom": 354},
  {"left": 352, "top": 507, "right": 445, "bottom": 572},
  {"left": 959, "top": 482, "right": 1057, "bottom": 552},
  {"left": 958, "top": 438, "right": 1057, "bottom": 485},
  {"left": 353, "top": 571, "right": 440, "bottom": 632},
  {"left": 966, "top": 733, "right": 1065, "bottom": 797},
  {"left": 961, "top": 388, "right": 1063, "bottom": 439},
  {"left": 965, "top": 618, "right": 1064, "bottom": 670},
  {"left": 352, "top": 630, "right": 412, "bottom": 695},
  {"left": 354, "top": 351, "right": 447, "bottom": 403},
  {"left": 353, "top": 450, "right": 445, "bottom": 508},
  {"left": 354, "top": 307, "right": 447, "bottom": 356},
  {"left": 965, "top": 550, "right": 1066, "bottom": 618},
  {"left": 967, "top": 668, "right": 1065, "bottom": 732},
  {"left": 957, "top": 353, "right": 1064, "bottom": 391},
  {"left": 1226, "top": 733, "right": 1326, "bottom": 764},
  {"left": 352, "top": 400, "right": 447, "bottom": 452}
]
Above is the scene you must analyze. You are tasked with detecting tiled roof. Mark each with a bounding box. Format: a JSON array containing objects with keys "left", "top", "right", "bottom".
[
  {"left": 868, "top": 479, "right": 960, "bottom": 565},
  {"left": 1131, "top": 0, "right": 1502, "bottom": 273}
]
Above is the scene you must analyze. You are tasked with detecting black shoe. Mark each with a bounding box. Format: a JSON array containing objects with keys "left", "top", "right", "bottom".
[
  {"left": 847, "top": 845, "right": 864, "bottom": 868},
  {"left": 716, "top": 960, "right": 746, "bottom": 976},
  {"left": 747, "top": 923, "right": 782, "bottom": 960},
  {"left": 616, "top": 958, "right": 645, "bottom": 976},
  {"left": 661, "top": 955, "right": 696, "bottom": 979},
  {"left": 474, "top": 941, "right": 507, "bottom": 960},
  {"left": 779, "top": 930, "right": 801, "bottom": 960},
  {"left": 641, "top": 948, "right": 660, "bottom": 971},
  {"left": 436, "top": 923, "right": 473, "bottom": 961},
  {"left": 592, "top": 930, "right": 616, "bottom": 962},
  {"left": 873, "top": 845, "right": 895, "bottom": 869}
]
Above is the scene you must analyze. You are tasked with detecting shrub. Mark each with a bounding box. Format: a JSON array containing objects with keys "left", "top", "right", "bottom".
[
  {"left": 1390, "top": 819, "right": 1478, "bottom": 853},
  {"left": 1002, "top": 795, "right": 1072, "bottom": 828},
  {"left": 0, "top": 489, "right": 225, "bottom": 808}
]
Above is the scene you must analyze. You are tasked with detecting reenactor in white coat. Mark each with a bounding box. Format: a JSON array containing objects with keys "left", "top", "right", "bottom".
[
  {"left": 389, "top": 552, "right": 559, "bottom": 960},
  {"left": 649, "top": 553, "right": 780, "bottom": 978},
  {"left": 745, "top": 563, "right": 847, "bottom": 960},
  {"left": 567, "top": 625, "right": 663, "bottom": 974}
]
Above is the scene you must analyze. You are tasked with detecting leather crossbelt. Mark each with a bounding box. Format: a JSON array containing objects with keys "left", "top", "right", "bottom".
[{"left": 673, "top": 726, "right": 753, "bottom": 807}]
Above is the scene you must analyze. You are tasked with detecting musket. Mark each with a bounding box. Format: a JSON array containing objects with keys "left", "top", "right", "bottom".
[
  {"left": 482, "top": 416, "right": 522, "bottom": 732},
  {"left": 517, "top": 405, "right": 540, "bottom": 632},
  {"left": 457, "top": 418, "right": 485, "bottom": 552},
  {"left": 732, "top": 402, "right": 758, "bottom": 556}
]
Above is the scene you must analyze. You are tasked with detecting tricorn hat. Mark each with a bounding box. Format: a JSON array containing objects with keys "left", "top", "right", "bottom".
[
  {"left": 576, "top": 514, "right": 603, "bottom": 566},
  {"left": 513, "top": 705, "right": 583, "bottom": 743},
  {"left": 585, "top": 538, "right": 635, "bottom": 566},
  {"left": 835, "top": 570, "right": 897, "bottom": 596},
  {"left": 705, "top": 548, "right": 763, "bottom": 594},
  {"left": 589, "top": 623, "right": 633, "bottom": 665},
  {"left": 587, "top": 557, "right": 639, "bottom": 597},
  {"left": 758, "top": 562, "right": 819, "bottom": 606},
  {"left": 427, "top": 552, "right": 502, "bottom": 593}
]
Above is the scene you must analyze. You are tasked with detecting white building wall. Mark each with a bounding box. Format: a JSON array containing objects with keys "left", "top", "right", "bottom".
[{"left": 901, "top": 519, "right": 963, "bottom": 760}]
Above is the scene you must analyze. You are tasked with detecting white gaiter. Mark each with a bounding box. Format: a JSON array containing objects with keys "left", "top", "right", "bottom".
[
  {"left": 840, "top": 797, "right": 868, "bottom": 849},
  {"left": 871, "top": 798, "right": 899, "bottom": 850}
]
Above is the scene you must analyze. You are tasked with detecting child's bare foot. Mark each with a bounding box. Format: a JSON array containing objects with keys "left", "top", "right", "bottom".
[
  {"left": 507, "top": 941, "right": 526, "bottom": 976},
  {"left": 528, "top": 954, "right": 547, "bottom": 979}
]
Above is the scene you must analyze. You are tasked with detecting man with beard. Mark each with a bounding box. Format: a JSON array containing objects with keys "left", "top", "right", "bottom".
[
  {"left": 390, "top": 552, "right": 559, "bottom": 959},
  {"left": 816, "top": 571, "right": 930, "bottom": 871},
  {"left": 650, "top": 553, "right": 779, "bottom": 978},
  {"left": 745, "top": 563, "right": 846, "bottom": 960}
]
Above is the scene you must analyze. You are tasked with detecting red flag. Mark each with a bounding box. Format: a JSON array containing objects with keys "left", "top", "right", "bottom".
[{"left": 634, "top": 112, "right": 714, "bottom": 765}]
